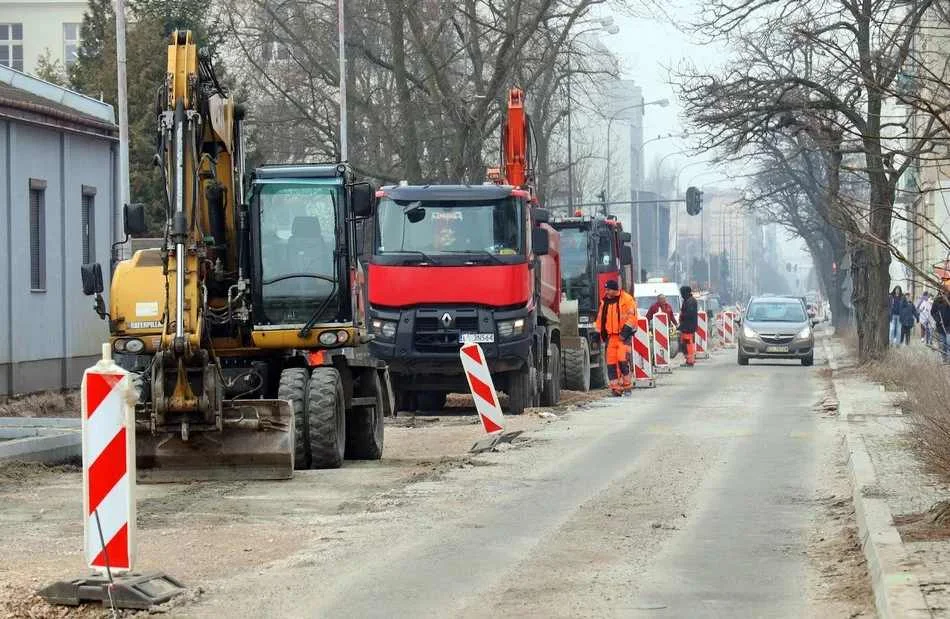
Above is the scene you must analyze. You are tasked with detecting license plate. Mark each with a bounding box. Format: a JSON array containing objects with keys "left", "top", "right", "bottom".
[
  {"left": 459, "top": 333, "right": 495, "bottom": 344},
  {"left": 766, "top": 345, "right": 789, "bottom": 353}
]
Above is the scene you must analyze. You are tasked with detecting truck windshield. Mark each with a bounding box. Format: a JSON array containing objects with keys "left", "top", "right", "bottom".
[
  {"left": 376, "top": 197, "right": 523, "bottom": 262},
  {"left": 257, "top": 183, "right": 339, "bottom": 324},
  {"left": 559, "top": 227, "right": 596, "bottom": 310}
]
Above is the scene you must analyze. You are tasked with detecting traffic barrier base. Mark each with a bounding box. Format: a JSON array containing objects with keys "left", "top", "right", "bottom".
[
  {"left": 38, "top": 344, "right": 184, "bottom": 610},
  {"left": 460, "top": 343, "right": 523, "bottom": 453}
]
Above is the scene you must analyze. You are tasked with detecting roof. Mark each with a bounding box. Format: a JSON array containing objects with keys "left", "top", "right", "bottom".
[
  {"left": 378, "top": 184, "right": 515, "bottom": 202},
  {"left": 0, "top": 64, "right": 116, "bottom": 137}
]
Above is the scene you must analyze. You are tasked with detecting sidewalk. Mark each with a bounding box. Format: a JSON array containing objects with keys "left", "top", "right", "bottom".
[{"left": 827, "top": 336, "right": 950, "bottom": 617}]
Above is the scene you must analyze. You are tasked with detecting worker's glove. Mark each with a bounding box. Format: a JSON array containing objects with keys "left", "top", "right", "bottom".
[{"left": 620, "top": 324, "right": 635, "bottom": 343}]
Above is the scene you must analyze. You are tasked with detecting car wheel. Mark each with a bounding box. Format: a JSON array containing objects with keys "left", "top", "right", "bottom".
[
  {"left": 801, "top": 354, "right": 814, "bottom": 367},
  {"left": 737, "top": 350, "right": 749, "bottom": 366}
]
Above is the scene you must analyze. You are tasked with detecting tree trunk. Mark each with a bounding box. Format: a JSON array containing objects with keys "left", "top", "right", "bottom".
[{"left": 385, "top": 0, "right": 422, "bottom": 181}]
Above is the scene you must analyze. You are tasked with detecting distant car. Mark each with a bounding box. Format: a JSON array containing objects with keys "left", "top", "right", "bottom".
[{"left": 737, "top": 296, "right": 816, "bottom": 366}]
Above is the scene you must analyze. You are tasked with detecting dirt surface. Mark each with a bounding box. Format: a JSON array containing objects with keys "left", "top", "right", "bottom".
[
  {"left": 0, "top": 351, "right": 872, "bottom": 618},
  {"left": 0, "top": 392, "right": 79, "bottom": 418}
]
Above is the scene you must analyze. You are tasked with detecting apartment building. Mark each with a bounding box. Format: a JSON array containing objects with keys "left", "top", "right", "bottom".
[{"left": 0, "top": 1, "right": 87, "bottom": 76}]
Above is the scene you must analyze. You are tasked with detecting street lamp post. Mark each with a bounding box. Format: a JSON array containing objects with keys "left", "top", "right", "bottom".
[{"left": 604, "top": 107, "right": 673, "bottom": 201}]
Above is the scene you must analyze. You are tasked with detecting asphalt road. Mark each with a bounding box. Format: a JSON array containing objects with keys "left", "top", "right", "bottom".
[{"left": 183, "top": 340, "right": 869, "bottom": 618}]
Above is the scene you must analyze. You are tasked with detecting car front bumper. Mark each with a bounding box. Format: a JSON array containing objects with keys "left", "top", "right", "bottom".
[{"left": 739, "top": 337, "right": 813, "bottom": 359}]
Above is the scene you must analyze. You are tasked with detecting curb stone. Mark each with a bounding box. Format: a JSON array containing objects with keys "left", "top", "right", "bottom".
[{"left": 824, "top": 338, "right": 932, "bottom": 618}]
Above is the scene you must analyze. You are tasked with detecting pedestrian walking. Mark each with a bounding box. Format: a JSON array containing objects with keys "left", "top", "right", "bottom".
[
  {"left": 679, "top": 286, "right": 699, "bottom": 366},
  {"left": 899, "top": 292, "right": 918, "bottom": 346},
  {"left": 889, "top": 285, "right": 904, "bottom": 344},
  {"left": 595, "top": 279, "right": 638, "bottom": 395},
  {"left": 932, "top": 292, "right": 950, "bottom": 363},
  {"left": 917, "top": 291, "right": 934, "bottom": 346}
]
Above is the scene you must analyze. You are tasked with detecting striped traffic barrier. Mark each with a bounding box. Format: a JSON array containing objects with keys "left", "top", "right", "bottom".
[
  {"left": 633, "top": 317, "right": 656, "bottom": 388},
  {"left": 723, "top": 311, "right": 737, "bottom": 347},
  {"left": 461, "top": 343, "right": 522, "bottom": 453},
  {"left": 652, "top": 313, "right": 672, "bottom": 374},
  {"left": 696, "top": 311, "right": 710, "bottom": 359},
  {"left": 38, "top": 344, "right": 183, "bottom": 609},
  {"left": 716, "top": 313, "right": 725, "bottom": 347}
]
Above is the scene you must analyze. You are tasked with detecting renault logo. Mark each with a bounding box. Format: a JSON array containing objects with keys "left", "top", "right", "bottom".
[{"left": 441, "top": 312, "right": 454, "bottom": 328}]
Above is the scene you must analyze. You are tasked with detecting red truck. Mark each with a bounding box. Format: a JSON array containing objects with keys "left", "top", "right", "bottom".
[{"left": 366, "top": 89, "right": 563, "bottom": 414}]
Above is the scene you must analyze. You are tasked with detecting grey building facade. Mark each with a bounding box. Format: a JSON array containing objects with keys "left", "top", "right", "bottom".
[{"left": 0, "top": 66, "right": 118, "bottom": 395}]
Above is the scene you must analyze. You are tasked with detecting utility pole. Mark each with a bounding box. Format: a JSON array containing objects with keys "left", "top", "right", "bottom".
[
  {"left": 115, "top": 0, "right": 130, "bottom": 258},
  {"left": 338, "top": 0, "right": 348, "bottom": 160},
  {"left": 566, "top": 61, "right": 574, "bottom": 210}
]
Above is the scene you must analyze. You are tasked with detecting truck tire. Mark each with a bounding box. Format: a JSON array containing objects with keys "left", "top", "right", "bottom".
[
  {"left": 590, "top": 351, "right": 609, "bottom": 389},
  {"left": 540, "top": 343, "right": 561, "bottom": 406},
  {"left": 563, "top": 340, "right": 591, "bottom": 392},
  {"left": 506, "top": 350, "right": 534, "bottom": 415},
  {"left": 346, "top": 370, "right": 384, "bottom": 460},
  {"left": 416, "top": 391, "right": 447, "bottom": 412},
  {"left": 278, "top": 367, "right": 311, "bottom": 470},
  {"left": 307, "top": 367, "right": 346, "bottom": 469}
]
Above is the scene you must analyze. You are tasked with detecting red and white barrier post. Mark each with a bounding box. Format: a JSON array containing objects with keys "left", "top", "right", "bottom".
[
  {"left": 651, "top": 313, "right": 672, "bottom": 374},
  {"left": 696, "top": 311, "right": 710, "bottom": 360},
  {"left": 716, "top": 313, "right": 725, "bottom": 347},
  {"left": 38, "top": 344, "right": 183, "bottom": 609},
  {"left": 633, "top": 317, "right": 656, "bottom": 388},
  {"left": 723, "top": 311, "right": 737, "bottom": 347},
  {"left": 461, "top": 343, "right": 523, "bottom": 453}
]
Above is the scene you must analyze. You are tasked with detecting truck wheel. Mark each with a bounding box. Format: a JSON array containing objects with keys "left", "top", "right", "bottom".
[
  {"left": 540, "top": 343, "right": 561, "bottom": 406},
  {"left": 590, "top": 352, "right": 609, "bottom": 389},
  {"left": 307, "top": 367, "right": 346, "bottom": 469},
  {"left": 416, "top": 391, "right": 447, "bottom": 412},
  {"left": 563, "top": 340, "right": 591, "bottom": 392},
  {"left": 346, "top": 370, "right": 384, "bottom": 460},
  {"left": 278, "top": 367, "right": 311, "bottom": 470},
  {"left": 505, "top": 351, "right": 534, "bottom": 415}
]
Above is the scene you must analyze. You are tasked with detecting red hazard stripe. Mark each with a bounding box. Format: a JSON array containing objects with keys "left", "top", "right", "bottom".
[
  {"left": 468, "top": 372, "right": 496, "bottom": 408},
  {"left": 655, "top": 332, "right": 668, "bottom": 348},
  {"left": 91, "top": 523, "right": 129, "bottom": 569},
  {"left": 88, "top": 427, "right": 126, "bottom": 515},
  {"left": 85, "top": 373, "right": 123, "bottom": 419},
  {"left": 461, "top": 344, "right": 482, "bottom": 365},
  {"left": 481, "top": 414, "right": 502, "bottom": 433}
]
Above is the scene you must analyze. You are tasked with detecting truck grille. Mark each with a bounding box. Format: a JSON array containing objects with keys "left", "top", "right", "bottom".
[{"left": 413, "top": 310, "right": 481, "bottom": 353}]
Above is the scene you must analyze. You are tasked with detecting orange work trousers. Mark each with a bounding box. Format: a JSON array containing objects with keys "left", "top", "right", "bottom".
[
  {"left": 681, "top": 332, "right": 696, "bottom": 366},
  {"left": 605, "top": 335, "right": 632, "bottom": 393}
]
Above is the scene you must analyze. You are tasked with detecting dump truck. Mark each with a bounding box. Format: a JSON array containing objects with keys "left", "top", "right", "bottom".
[{"left": 81, "top": 31, "right": 391, "bottom": 481}]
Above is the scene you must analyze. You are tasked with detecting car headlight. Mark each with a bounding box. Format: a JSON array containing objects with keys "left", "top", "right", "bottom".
[
  {"left": 797, "top": 325, "right": 812, "bottom": 339},
  {"left": 743, "top": 325, "right": 758, "bottom": 339},
  {"left": 371, "top": 319, "right": 397, "bottom": 339},
  {"left": 497, "top": 318, "right": 526, "bottom": 338},
  {"left": 318, "top": 331, "right": 339, "bottom": 346}
]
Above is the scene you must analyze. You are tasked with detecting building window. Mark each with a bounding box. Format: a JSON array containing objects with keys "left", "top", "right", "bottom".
[
  {"left": 82, "top": 186, "right": 96, "bottom": 264},
  {"left": 63, "top": 23, "right": 80, "bottom": 68},
  {"left": 0, "top": 23, "right": 24, "bottom": 72},
  {"left": 29, "top": 179, "right": 47, "bottom": 292}
]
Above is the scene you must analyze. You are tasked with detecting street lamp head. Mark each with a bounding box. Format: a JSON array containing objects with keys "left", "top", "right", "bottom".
[
  {"left": 655, "top": 98, "right": 670, "bottom": 108},
  {"left": 598, "top": 16, "right": 615, "bottom": 28},
  {"left": 605, "top": 24, "right": 620, "bottom": 35}
]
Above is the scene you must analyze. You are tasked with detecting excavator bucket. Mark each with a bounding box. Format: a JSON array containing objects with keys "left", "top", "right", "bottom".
[{"left": 136, "top": 399, "right": 294, "bottom": 483}]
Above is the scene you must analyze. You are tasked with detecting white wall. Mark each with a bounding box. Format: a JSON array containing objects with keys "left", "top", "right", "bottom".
[{"left": 0, "top": 1, "right": 87, "bottom": 75}]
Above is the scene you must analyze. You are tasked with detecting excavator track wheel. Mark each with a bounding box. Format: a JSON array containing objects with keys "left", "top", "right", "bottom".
[
  {"left": 307, "top": 367, "right": 346, "bottom": 469},
  {"left": 278, "top": 367, "right": 311, "bottom": 470}
]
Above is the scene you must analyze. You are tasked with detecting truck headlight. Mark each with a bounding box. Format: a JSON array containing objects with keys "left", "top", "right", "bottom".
[
  {"left": 498, "top": 318, "right": 526, "bottom": 338},
  {"left": 372, "top": 319, "right": 397, "bottom": 339},
  {"left": 743, "top": 325, "right": 758, "bottom": 339},
  {"left": 319, "top": 331, "right": 339, "bottom": 346},
  {"left": 797, "top": 325, "right": 812, "bottom": 339}
]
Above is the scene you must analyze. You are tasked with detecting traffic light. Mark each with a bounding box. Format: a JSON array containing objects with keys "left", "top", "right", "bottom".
[{"left": 686, "top": 186, "right": 702, "bottom": 215}]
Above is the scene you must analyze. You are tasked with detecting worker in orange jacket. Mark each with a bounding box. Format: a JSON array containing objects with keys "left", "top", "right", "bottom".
[{"left": 595, "top": 279, "right": 638, "bottom": 395}]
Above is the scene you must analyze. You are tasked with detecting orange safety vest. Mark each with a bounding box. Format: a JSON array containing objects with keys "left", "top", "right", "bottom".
[{"left": 595, "top": 291, "right": 638, "bottom": 337}]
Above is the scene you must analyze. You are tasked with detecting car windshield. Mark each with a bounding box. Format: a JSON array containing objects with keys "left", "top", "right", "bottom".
[
  {"left": 747, "top": 301, "right": 806, "bottom": 323},
  {"left": 376, "top": 197, "right": 523, "bottom": 261},
  {"left": 258, "top": 183, "right": 339, "bottom": 323}
]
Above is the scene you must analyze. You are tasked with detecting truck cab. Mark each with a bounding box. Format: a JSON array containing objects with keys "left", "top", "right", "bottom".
[{"left": 366, "top": 183, "right": 560, "bottom": 414}]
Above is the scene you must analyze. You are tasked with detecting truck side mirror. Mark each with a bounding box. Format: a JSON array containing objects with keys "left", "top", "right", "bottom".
[
  {"left": 350, "top": 182, "right": 377, "bottom": 218},
  {"left": 124, "top": 203, "right": 148, "bottom": 236},
  {"left": 533, "top": 208, "right": 550, "bottom": 224},
  {"left": 621, "top": 232, "right": 632, "bottom": 243},
  {"left": 81, "top": 263, "right": 104, "bottom": 296},
  {"left": 532, "top": 228, "right": 549, "bottom": 255},
  {"left": 621, "top": 246, "right": 633, "bottom": 266}
]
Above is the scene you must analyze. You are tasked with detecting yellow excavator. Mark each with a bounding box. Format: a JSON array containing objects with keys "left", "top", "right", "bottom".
[{"left": 81, "top": 31, "right": 392, "bottom": 481}]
